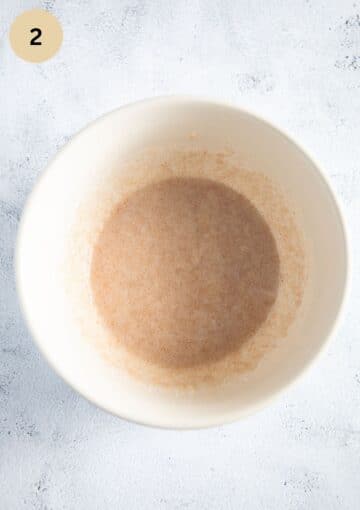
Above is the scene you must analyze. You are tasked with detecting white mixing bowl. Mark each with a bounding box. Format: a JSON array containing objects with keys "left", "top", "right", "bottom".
[{"left": 16, "top": 97, "right": 349, "bottom": 428}]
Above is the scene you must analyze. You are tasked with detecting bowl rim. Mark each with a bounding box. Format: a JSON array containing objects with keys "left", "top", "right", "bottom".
[{"left": 15, "top": 95, "right": 351, "bottom": 429}]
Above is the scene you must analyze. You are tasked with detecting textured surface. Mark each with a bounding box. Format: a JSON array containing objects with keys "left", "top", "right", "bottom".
[{"left": 0, "top": 1, "right": 359, "bottom": 508}]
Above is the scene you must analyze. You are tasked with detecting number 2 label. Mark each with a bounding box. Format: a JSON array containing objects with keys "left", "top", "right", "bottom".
[
  {"left": 30, "top": 27, "right": 42, "bottom": 45},
  {"left": 10, "top": 9, "right": 62, "bottom": 62}
]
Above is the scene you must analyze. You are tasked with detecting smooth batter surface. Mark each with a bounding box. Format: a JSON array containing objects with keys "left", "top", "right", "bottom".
[{"left": 91, "top": 177, "right": 280, "bottom": 368}]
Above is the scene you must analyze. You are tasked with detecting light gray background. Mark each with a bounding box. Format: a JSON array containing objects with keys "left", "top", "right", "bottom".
[{"left": 0, "top": 1, "right": 359, "bottom": 508}]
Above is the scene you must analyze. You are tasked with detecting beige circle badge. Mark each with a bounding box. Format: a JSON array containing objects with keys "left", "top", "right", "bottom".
[{"left": 9, "top": 9, "right": 63, "bottom": 63}]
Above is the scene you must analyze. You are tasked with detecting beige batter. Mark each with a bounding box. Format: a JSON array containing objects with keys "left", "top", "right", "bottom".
[
  {"left": 91, "top": 178, "right": 280, "bottom": 369},
  {"left": 66, "top": 148, "right": 307, "bottom": 388}
]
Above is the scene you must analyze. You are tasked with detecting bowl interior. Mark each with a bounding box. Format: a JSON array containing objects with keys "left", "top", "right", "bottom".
[{"left": 16, "top": 98, "right": 348, "bottom": 427}]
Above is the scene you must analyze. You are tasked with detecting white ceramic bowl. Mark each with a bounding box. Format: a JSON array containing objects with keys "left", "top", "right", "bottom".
[{"left": 16, "top": 97, "right": 349, "bottom": 428}]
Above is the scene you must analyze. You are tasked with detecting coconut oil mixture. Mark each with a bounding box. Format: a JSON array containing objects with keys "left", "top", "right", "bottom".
[
  {"left": 66, "top": 148, "right": 307, "bottom": 388},
  {"left": 91, "top": 177, "right": 280, "bottom": 369}
]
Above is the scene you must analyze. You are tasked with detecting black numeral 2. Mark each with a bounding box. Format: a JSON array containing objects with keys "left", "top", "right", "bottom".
[{"left": 30, "top": 28, "right": 42, "bottom": 45}]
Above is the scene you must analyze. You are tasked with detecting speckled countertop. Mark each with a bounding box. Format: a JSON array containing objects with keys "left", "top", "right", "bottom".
[{"left": 1, "top": 1, "right": 359, "bottom": 508}]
